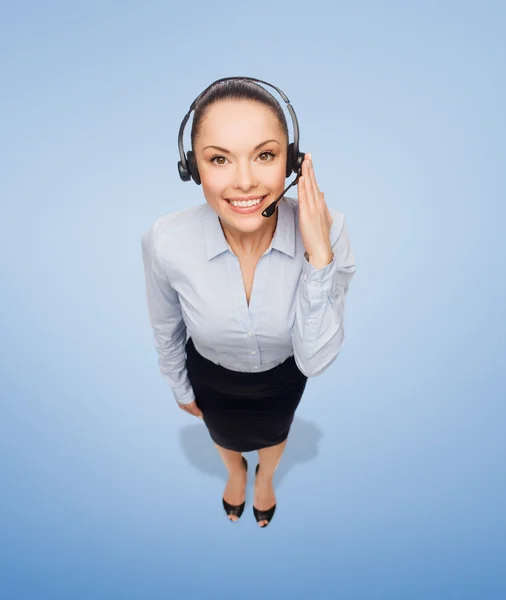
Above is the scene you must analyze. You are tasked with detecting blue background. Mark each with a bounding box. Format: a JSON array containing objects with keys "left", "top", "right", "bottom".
[{"left": 1, "top": 1, "right": 505, "bottom": 598}]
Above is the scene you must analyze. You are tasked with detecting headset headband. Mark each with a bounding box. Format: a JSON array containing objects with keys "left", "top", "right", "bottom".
[{"left": 177, "top": 76, "right": 303, "bottom": 184}]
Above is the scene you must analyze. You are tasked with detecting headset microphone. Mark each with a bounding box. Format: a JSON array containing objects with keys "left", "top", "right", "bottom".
[{"left": 261, "top": 171, "right": 301, "bottom": 218}]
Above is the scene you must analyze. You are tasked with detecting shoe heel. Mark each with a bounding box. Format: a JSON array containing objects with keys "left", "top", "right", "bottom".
[
  {"left": 222, "top": 456, "right": 248, "bottom": 521},
  {"left": 253, "top": 463, "right": 276, "bottom": 527}
]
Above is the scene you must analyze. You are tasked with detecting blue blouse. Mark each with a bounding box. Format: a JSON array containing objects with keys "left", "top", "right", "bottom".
[{"left": 141, "top": 195, "right": 356, "bottom": 405}]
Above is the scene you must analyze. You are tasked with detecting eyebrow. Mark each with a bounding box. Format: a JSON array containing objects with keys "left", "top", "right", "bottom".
[{"left": 202, "top": 139, "right": 281, "bottom": 153}]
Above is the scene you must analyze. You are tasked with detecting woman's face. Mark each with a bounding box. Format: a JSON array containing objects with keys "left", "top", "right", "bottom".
[{"left": 193, "top": 99, "right": 287, "bottom": 235}]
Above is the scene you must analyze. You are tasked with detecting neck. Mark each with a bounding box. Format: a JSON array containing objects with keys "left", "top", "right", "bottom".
[{"left": 220, "top": 210, "right": 278, "bottom": 258}]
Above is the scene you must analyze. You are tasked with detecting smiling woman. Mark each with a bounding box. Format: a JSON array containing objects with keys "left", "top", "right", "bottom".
[
  {"left": 191, "top": 93, "right": 289, "bottom": 250},
  {"left": 141, "top": 77, "right": 356, "bottom": 527}
]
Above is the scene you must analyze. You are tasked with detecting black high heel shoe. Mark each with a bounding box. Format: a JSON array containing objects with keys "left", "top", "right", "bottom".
[
  {"left": 222, "top": 456, "right": 248, "bottom": 521},
  {"left": 253, "top": 463, "right": 276, "bottom": 527}
]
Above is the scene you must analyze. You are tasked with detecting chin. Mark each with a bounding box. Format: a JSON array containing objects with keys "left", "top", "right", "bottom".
[{"left": 221, "top": 214, "right": 267, "bottom": 232}]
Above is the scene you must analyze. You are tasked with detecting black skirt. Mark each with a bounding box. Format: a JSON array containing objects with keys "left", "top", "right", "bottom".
[{"left": 185, "top": 336, "right": 308, "bottom": 452}]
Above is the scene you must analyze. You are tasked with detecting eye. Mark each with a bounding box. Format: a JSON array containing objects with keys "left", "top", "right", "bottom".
[
  {"left": 210, "top": 155, "right": 228, "bottom": 165},
  {"left": 258, "top": 151, "right": 276, "bottom": 161},
  {"left": 209, "top": 150, "right": 277, "bottom": 166}
]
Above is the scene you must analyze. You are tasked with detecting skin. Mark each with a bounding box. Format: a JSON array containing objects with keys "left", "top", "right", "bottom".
[
  {"left": 193, "top": 99, "right": 288, "bottom": 257},
  {"left": 187, "top": 99, "right": 289, "bottom": 524},
  {"left": 179, "top": 98, "right": 334, "bottom": 524}
]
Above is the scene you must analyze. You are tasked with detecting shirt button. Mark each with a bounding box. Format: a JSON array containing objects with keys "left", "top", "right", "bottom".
[
  {"left": 253, "top": 366, "right": 259, "bottom": 370},
  {"left": 250, "top": 350, "right": 256, "bottom": 355},
  {"left": 248, "top": 331, "right": 254, "bottom": 336}
]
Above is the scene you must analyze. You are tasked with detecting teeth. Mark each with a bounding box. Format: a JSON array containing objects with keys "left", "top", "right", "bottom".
[{"left": 229, "top": 196, "right": 263, "bottom": 208}]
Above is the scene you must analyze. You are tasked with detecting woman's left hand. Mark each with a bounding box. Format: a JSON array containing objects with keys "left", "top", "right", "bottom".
[{"left": 297, "top": 153, "right": 333, "bottom": 266}]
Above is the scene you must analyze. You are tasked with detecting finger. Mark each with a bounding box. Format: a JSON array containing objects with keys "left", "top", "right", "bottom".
[
  {"left": 189, "top": 407, "right": 203, "bottom": 419},
  {"left": 308, "top": 154, "right": 319, "bottom": 188},
  {"left": 300, "top": 155, "right": 310, "bottom": 184},
  {"left": 308, "top": 154, "right": 322, "bottom": 202},
  {"left": 297, "top": 166, "right": 307, "bottom": 204},
  {"left": 302, "top": 158, "right": 315, "bottom": 207},
  {"left": 326, "top": 204, "right": 333, "bottom": 227},
  {"left": 305, "top": 161, "right": 316, "bottom": 207},
  {"left": 193, "top": 401, "right": 204, "bottom": 419}
]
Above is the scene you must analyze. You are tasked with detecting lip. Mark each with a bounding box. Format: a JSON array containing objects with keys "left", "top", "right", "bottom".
[
  {"left": 226, "top": 194, "right": 266, "bottom": 202},
  {"left": 223, "top": 195, "right": 267, "bottom": 214}
]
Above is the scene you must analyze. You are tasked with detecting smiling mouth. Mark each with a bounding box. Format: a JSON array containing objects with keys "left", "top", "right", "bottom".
[{"left": 224, "top": 195, "right": 267, "bottom": 207}]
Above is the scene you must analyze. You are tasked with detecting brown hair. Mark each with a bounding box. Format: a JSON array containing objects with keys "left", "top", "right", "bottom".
[{"left": 190, "top": 79, "right": 289, "bottom": 150}]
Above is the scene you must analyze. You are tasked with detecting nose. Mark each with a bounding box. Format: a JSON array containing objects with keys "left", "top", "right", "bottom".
[{"left": 233, "top": 159, "right": 257, "bottom": 191}]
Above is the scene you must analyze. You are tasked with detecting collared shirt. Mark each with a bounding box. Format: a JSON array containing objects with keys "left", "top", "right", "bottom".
[{"left": 141, "top": 196, "right": 356, "bottom": 405}]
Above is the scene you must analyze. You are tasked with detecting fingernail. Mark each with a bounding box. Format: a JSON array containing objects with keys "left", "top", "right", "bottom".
[{"left": 308, "top": 153, "right": 312, "bottom": 160}]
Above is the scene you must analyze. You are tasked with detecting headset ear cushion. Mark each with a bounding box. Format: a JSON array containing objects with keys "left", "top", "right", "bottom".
[
  {"left": 295, "top": 151, "right": 305, "bottom": 174},
  {"left": 178, "top": 159, "right": 191, "bottom": 181},
  {"left": 286, "top": 142, "right": 294, "bottom": 177},
  {"left": 187, "top": 150, "right": 201, "bottom": 185}
]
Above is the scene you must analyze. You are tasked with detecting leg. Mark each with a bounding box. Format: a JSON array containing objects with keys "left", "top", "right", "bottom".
[
  {"left": 257, "top": 438, "right": 288, "bottom": 477},
  {"left": 214, "top": 442, "right": 247, "bottom": 522},
  {"left": 254, "top": 438, "right": 288, "bottom": 526}
]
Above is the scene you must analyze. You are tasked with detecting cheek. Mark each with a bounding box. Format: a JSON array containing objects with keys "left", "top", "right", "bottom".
[
  {"left": 201, "top": 173, "right": 226, "bottom": 197},
  {"left": 268, "top": 162, "right": 287, "bottom": 184},
  {"left": 200, "top": 174, "right": 227, "bottom": 206}
]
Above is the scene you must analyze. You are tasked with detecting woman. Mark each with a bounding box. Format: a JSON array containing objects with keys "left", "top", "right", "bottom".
[{"left": 141, "top": 78, "right": 356, "bottom": 527}]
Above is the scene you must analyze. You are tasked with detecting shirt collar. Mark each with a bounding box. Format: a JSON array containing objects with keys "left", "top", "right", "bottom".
[{"left": 204, "top": 197, "right": 296, "bottom": 261}]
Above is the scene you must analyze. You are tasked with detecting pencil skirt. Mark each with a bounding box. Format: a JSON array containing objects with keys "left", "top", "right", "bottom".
[{"left": 185, "top": 336, "right": 308, "bottom": 452}]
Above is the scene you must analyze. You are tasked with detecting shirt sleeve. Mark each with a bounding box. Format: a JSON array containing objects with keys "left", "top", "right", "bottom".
[
  {"left": 291, "top": 213, "right": 356, "bottom": 377},
  {"left": 141, "top": 226, "right": 196, "bottom": 405}
]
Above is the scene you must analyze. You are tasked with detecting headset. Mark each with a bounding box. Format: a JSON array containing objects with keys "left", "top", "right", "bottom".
[{"left": 177, "top": 76, "right": 305, "bottom": 218}]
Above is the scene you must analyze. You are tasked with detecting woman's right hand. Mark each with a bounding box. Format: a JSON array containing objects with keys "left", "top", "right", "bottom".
[{"left": 178, "top": 399, "right": 204, "bottom": 419}]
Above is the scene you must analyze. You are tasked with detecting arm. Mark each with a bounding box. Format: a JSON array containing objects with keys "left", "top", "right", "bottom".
[
  {"left": 141, "top": 227, "right": 196, "bottom": 405},
  {"left": 291, "top": 214, "right": 356, "bottom": 377}
]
